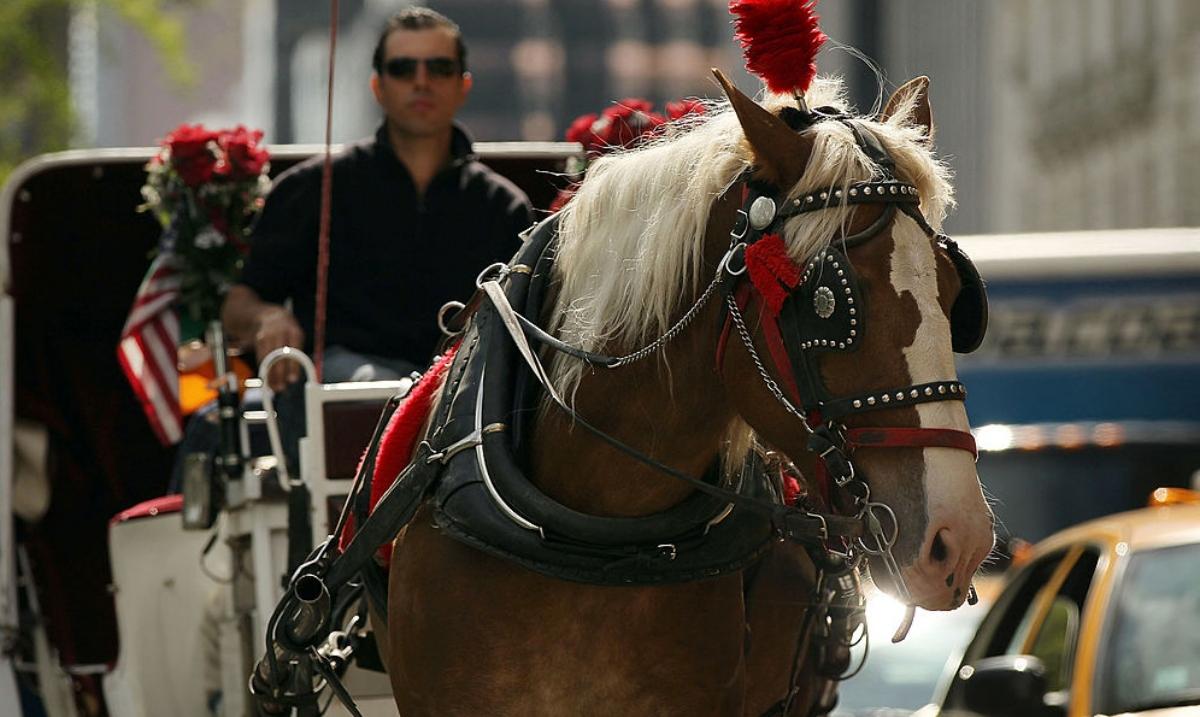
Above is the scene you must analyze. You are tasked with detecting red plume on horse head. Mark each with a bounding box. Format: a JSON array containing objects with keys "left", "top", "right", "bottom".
[{"left": 729, "top": 0, "right": 827, "bottom": 96}]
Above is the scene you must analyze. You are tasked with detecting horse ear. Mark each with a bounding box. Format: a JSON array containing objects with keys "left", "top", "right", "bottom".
[
  {"left": 711, "top": 68, "right": 813, "bottom": 186},
  {"left": 881, "top": 76, "right": 934, "bottom": 142}
]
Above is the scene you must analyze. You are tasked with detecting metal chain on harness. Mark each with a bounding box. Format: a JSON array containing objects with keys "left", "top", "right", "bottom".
[
  {"left": 607, "top": 271, "right": 724, "bottom": 367},
  {"left": 724, "top": 287, "right": 814, "bottom": 434}
]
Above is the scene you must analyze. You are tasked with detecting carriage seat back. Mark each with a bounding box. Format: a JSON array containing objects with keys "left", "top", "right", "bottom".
[{"left": 300, "top": 380, "right": 411, "bottom": 545}]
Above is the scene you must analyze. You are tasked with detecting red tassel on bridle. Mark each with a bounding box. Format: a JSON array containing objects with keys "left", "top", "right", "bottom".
[
  {"left": 729, "top": 0, "right": 827, "bottom": 96},
  {"left": 745, "top": 233, "right": 802, "bottom": 315}
]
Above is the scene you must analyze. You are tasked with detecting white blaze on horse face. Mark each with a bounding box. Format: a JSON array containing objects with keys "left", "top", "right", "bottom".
[{"left": 888, "top": 220, "right": 993, "bottom": 607}]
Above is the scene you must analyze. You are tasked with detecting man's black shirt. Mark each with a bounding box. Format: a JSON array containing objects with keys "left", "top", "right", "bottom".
[{"left": 240, "top": 124, "right": 532, "bottom": 367}]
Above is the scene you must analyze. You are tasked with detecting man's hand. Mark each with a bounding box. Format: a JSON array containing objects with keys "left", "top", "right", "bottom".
[
  {"left": 255, "top": 306, "right": 305, "bottom": 391},
  {"left": 221, "top": 285, "right": 307, "bottom": 392}
]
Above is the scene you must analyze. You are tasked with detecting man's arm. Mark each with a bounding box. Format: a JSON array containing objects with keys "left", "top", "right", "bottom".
[
  {"left": 226, "top": 161, "right": 320, "bottom": 388},
  {"left": 222, "top": 284, "right": 305, "bottom": 390}
]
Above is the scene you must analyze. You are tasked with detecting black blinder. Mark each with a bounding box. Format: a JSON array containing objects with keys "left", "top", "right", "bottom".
[
  {"left": 778, "top": 246, "right": 863, "bottom": 355},
  {"left": 941, "top": 238, "right": 988, "bottom": 353}
]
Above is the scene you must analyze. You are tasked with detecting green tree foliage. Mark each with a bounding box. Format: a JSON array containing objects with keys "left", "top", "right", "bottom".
[{"left": 0, "top": 0, "right": 196, "bottom": 185}]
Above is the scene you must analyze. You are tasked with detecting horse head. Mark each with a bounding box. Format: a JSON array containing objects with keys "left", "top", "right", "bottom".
[{"left": 713, "top": 71, "right": 994, "bottom": 611}]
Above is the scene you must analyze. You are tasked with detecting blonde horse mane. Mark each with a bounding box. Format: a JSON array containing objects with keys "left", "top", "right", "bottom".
[{"left": 548, "top": 76, "right": 956, "bottom": 471}]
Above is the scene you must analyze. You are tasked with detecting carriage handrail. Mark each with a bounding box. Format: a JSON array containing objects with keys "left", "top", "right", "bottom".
[{"left": 258, "top": 347, "right": 318, "bottom": 490}]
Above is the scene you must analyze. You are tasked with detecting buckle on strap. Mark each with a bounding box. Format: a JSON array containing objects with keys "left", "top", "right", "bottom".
[
  {"left": 807, "top": 427, "right": 855, "bottom": 487},
  {"left": 426, "top": 423, "right": 507, "bottom": 465},
  {"left": 730, "top": 209, "right": 750, "bottom": 241},
  {"left": 475, "top": 261, "right": 509, "bottom": 288},
  {"left": 776, "top": 510, "right": 845, "bottom": 544},
  {"left": 810, "top": 512, "right": 829, "bottom": 542}
]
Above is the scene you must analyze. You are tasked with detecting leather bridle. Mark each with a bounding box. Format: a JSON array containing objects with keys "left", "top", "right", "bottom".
[
  {"left": 710, "top": 114, "right": 988, "bottom": 606},
  {"left": 716, "top": 180, "right": 983, "bottom": 441}
]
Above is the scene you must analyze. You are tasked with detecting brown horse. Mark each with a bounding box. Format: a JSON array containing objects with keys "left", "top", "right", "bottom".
[{"left": 384, "top": 74, "right": 994, "bottom": 715}]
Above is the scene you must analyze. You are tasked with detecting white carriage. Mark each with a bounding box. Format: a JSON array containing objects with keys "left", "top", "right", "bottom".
[{"left": 0, "top": 143, "right": 578, "bottom": 716}]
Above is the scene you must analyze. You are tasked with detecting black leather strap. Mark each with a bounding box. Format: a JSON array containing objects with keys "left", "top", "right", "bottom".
[
  {"left": 820, "top": 380, "right": 967, "bottom": 420},
  {"left": 514, "top": 312, "right": 619, "bottom": 366},
  {"left": 325, "top": 444, "right": 441, "bottom": 590},
  {"left": 774, "top": 180, "right": 919, "bottom": 220}
]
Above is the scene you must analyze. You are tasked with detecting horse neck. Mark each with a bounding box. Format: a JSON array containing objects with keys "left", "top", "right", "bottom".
[{"left": 527, "top": 196, "right": 742, "bottom": 518}]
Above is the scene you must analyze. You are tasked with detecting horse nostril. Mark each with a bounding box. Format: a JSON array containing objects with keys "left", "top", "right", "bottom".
[{"left": 930, "top": 531, "right": 948, "bottom": 562}]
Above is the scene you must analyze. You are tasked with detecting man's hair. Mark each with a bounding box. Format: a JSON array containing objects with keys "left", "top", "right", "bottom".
[{"left": 372, "top": 7, "right": 468, "bottom": 75}]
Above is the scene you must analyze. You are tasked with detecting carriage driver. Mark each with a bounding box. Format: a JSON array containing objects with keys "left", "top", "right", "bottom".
[{"left": 222, "top": 7, "right": 533, "bottom": 391}]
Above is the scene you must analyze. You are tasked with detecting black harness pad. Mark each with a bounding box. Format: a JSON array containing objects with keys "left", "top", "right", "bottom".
[{"left": 426, "top": 216, "right": 775, "bottom": 585}]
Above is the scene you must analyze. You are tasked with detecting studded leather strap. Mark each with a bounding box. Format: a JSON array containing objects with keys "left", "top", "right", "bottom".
[
  {"left": 820, "top": 381, "right": 968, "bottom": 420},
  {"left": 774, "top": 180, "right": 920, "bottom": 219}
]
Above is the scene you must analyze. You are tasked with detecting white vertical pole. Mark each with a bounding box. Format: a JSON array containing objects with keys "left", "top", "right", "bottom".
[{"left": 241, "top": 0, "right": 278, "bottom": 139}]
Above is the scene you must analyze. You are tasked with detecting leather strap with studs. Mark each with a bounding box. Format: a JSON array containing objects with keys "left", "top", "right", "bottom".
[
  {"left": 819, "top": 380, "right": 967, "bottom": 420},
  {"left": 776, "top": 181, "right": 920, "bottom": 220}
]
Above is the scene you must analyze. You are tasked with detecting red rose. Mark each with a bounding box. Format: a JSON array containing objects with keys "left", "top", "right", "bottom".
[
  {"left": 604, "top": 98, "right": 655, "bottom": 119},
  {"left": 165, "top": 124, "right": 219, "bottom": 187},
  {"left": 218, "top": 125, "right": 269, "bottom": 180},
  {"left": 565, "top": 113, "right": 602, "bottom": 153},
  {"left": 600, "top": 99, "right": 664, "bottom": 149},
  {"left": 666, "top": 99, "right": 706, "bottom": 121},
  {"left": 549, "top": 188, "right": 575, "bottom": 212},
  {"left": 166, "top": 123, "right": 218, "bottom": 157}
]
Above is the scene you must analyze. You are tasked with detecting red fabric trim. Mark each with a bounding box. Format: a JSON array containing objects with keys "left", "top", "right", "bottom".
[
  {"left": 715, "top": 282, "right": 753, "bottom": 374},
  {"left": 744, "top": 233, "right": 801, "bottom": 315},
  {"left": 758, "top": 302, "right": 804, "bottom": 406},
  {"left": 781, "top": 472, "right": 802, "bottom": 506},
  {"left": 109, "top": 494, "right": 184, "bottom": 527},
  {"left": 845, "top": 427, "right": 978, "bottom": 459},
  {"left": 337, "top": 344, "right": 459, "bottom": 563}
]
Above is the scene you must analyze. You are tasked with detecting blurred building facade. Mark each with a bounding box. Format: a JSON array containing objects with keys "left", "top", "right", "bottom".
[
  {"left": 68, "top": 0, "right": 1199, "bottom": 234},
  {"left": 988, "top": 0, "right": 1200, "bottom": 231},
  {"left": 852, "top": 0, "right": 1200, "bottom": 233},
  {"left": 71, "top": 0, "right": 751, "bottom": 147}
]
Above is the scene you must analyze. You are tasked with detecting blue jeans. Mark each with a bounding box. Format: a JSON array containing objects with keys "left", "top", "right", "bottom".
[{"left": 322, "top": 345, "right": 420, "bottom": 383}]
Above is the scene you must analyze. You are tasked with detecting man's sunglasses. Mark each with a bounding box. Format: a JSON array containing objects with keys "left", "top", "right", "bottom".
[{"left": 383, "top": 56, "right": 460, "bottom": 80}]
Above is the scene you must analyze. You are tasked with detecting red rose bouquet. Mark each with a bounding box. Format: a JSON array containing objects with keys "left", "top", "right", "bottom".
[
  {"left": 553, "top": 97, "right": 707, "bottom": 211},
  {"left": 140, "top": 123, "right": 270, "bottom": 323}
]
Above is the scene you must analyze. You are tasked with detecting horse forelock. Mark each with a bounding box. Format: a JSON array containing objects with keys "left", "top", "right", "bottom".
[{"left": 548, "top": 76, "right": 954, "bottom": 403}]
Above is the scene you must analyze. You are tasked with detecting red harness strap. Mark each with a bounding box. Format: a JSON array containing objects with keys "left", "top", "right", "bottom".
[
  {"left": 757, "top": 297, "right": 806, "bottom": 407},
  {"left": 845, "top": 427, "right": 978, "bottom": 459},
  {"left": 714, "top": 281, "right": 806, "bottom": 407}
]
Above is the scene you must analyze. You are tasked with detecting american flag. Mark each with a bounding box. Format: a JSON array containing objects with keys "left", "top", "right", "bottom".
[{"left": 117, "top": 252, "right": 183, "bottom": 445}]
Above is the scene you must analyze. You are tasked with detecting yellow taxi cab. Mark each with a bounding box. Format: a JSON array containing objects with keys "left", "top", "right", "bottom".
[{"left": 926, "top": 487, "right": 1200, "bottom": 717}]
